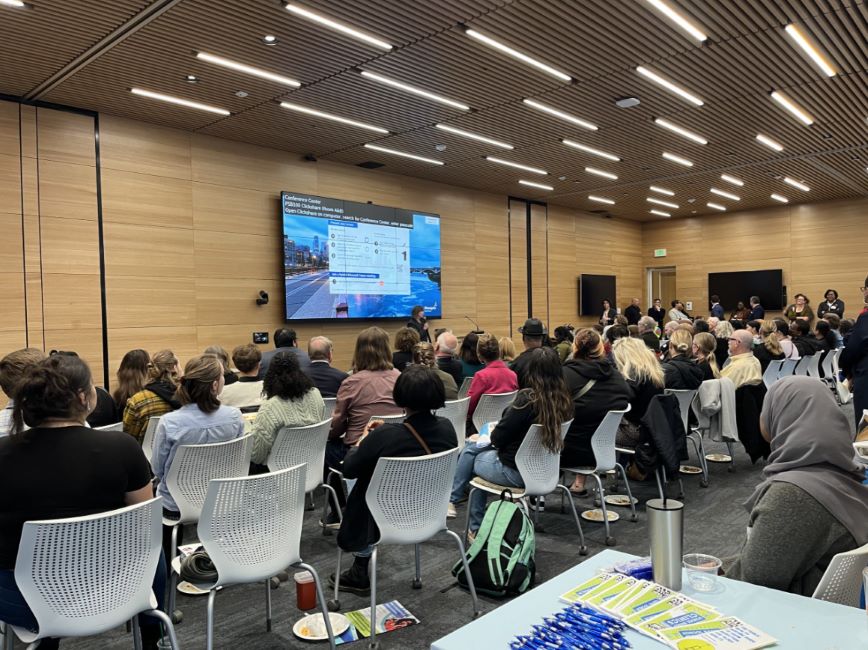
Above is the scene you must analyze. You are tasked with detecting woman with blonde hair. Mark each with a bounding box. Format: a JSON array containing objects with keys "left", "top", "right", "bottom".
[
  {"left": 498, "top": 337, "right": 517, "bottom": 363},
  {"left": 412, "top": 342, "right": 457, "bottom": 399},
  {"left": 204, "top": 344, "right": 238, "bottom": 386},
  {"left": 662, "top": 329, "right": 703, "bottom": 389},
  {"left": 612, "top": 337, "right": 665, "bottom": 449},
  {"left": 753, "top": 320, "right": 785, "bottom": 372},
  {"left": 122, "top": 349, "right": 181, "bottom": 443},
  {"left": 693, "top": 332, "right": 721, "bottom": 380}
]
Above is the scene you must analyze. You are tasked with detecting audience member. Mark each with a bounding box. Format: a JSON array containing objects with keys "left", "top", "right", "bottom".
[
  {"left": 662, "top": 329, "right": 704, "bottom": 389},
  {"left": 406, "top": 304, "right": 431, "bottom": 343},
  {"left": 748, "top": 296, "right": 765, "bottom": 320},
  {"left": 511, "top": 318, "right": 546, "bottom": 386},
  {"left": 466, "top": 334, "right": 518, "bottom": 423},
  {"left": 599, "top": 299, "right": 616, "bottom": 327},
  {"left": 721, "top": 330, "right": 762, "bottom": 389},
  {"left": 612, "top": 337, "right": 664, "bottom": 450},
  {"left": 123, "top": 349, "right": 180, "bottom": 443},
  {"left": 746, "top": 320, "right": 762, "bottom": 340},
  {"left": 840, "top": 277, "right": 868, "bottom": 429},
  {"left": 813, "top": 320, "right": 837, "bottom": 353},
  {"left": 823, "top": 313, "right": 844, "bottom": 348},
  {"left": 0, "top": 348, "right": 46, "bottom": 437},
  {"left": 392, "top": 327, "right": 420, "bottom": 372},
  {"left": 624, "top": 298, "right": 641, "bottom": 326},
  {"left": 48, "top": 350, "right": 118, "bottom": 427},
  {"left": 605, "top": 324, "right": 630, "bottom": 347},
  {"left": 112, "top": 349, "right": 149, "bottom": 412},
  {"left": 714, "top": 320, "right": 735, "bottom": 369},
  {"left": 693, "top": 318, "right": 709, "bottom": 334},
  {"left": 412, "top": 342, "right": 457, "bottom": 400},
  {"left": 459, "top": 332, "right": 484, "bottom": 380},
  {"left": 435, "top": 331, "right": 463, "bottom": 386},
  {"left": 693, "top": 332, "right": 721, "bottom": 380},
  {"left": 840, "top": 318, "right": 855, "bottom": 346},
  {"left": 709, "top": 295, "right": 725, "bottom": 319},
  {"left": 204, "top": 344, "right": 238, "bottom": 386},
  {"left": 790, "top": 320, "right": 823, "bottom": 357},
  {"left": 668, "top": 299, "right": 690, "bottom": 322},
  {"left": 307, "top": 336, "right": 348, "bottom": 398},
  {"left": 731, "top": 301, "right": 750, "bottom": 322},
  {"left": 498, "top": 336, "right": 517, "bottom": 363},
  {"left": 817, "top": 289, "right": 845, "bottom": 319},
  {"left": 753, "top": 321, "right": 785, "bottom": 372},
  {"left": 561, "top": 329, "right": 631, "bottom": 493},
  {"left": 332, "top": 366, "right": 455, "bottom": 594},
  {"left": 614, "top": 314, "right": 629, "bottom": 327},
  {"left": 259, "top": 328, "right": 311, "bottom": 379},
  {"left": 249, "top": 352, "right": 324, "bottom": 467},
  {"left": 648, "top": 298, "right": 666, "bottom": 329},
  {"left": 773, "top": 318, "right": 799, "bottom": 359},
  {"left": 218, "top": 344, "right": 264, "bottom": 408},
  {"left": 784, "top": 294, "right": 814, "bottom": 325},
  {"left": 638, "top": 316, "right": 660, "bottom": 353},
  {"left": 552, "top": 325, "right": 575, "bottom": 362},
  {"left": 724, "top": 377, "right": 868, "bottom": 596},
  {"left": 706, "top": 316, "right": 720, "bottom": 334}
]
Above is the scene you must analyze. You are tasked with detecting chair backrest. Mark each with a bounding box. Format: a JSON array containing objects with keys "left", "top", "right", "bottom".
[
  {"left": 166, "top": 435, "right": 253, "bottom": 524},
  {"left": 266, "top": 419, "right": 331, "bottom": 493},
  {"left": 806, "top": 353, "right": 823, "bottom": 378},
  {"left": 142, "top": 416, "right": 161, "bottom": 463},
  {"left": 663, "top": 388, "right": 697, "bottom": 434},
  {"left": 95, "top": 422, "right": 124, "bottom": 432},
  {"left": 588, "top": 408, "right": 631, "bottom": 472},
  {"left": 472, "top": 391, "right": 518, "bottom": 433},
  {"left": 369, "top": 413, "right": 406, "bottom": 426},
  {"left": 366, "top": 448, "right": 459, "bottom": 546},
  {"left": 322, "top": 397, "right": 337, "bottom": 421},
  {"left": 811, "top": 542, "right": 868, "bottom": 607},
  {"left": 515, "top": 420, "right": 573, "bottom": 497},
  {"left": 794, "top": 355, "right": 812, "bottom": 376},
  {"left": 15, "top": 498, "right": 163, "bottom": 639},
  {"left": 199, "top": 465, "right": 306, "bottom": 587},
  {"left": 435, "top": 397, "right": 470, "bottom": 449},
  {"left": 763, "top": 359, "right": 784, "bottom": 389},
  {"left": 457, "top": 377, "right": 472, "bottom": 399},
  {"left": 821, "top": 349, "right": 839, "bottom": 378},
  {"left": 778, "top": 358, "right": 798, "bottom": 379}
]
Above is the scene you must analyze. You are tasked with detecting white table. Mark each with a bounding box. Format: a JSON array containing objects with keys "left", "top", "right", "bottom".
[{"left": 431, "top": 550, "right": 868, "bottom": 649}]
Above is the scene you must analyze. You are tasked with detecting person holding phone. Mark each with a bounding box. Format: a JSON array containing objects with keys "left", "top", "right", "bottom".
[{"left": 407, "top": 305, "right": 431, "bottom": 343}]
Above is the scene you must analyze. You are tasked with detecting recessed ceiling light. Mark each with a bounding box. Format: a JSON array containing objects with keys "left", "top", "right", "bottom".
[
  {"left": 635, "top": 66, "right": 704, "bottom": 106},
  {"left": 279, "top": 101, "right": 388, "bottom": 133},
  {"left": 588, "top": 195, "right": 615, "bottom": 205},
  {"left": 485, "top": 156, "right": 548, "bottom": 175},
  {"left": 434, "top": 124, "right": 512, "bottom": 149},
  {"left": 519, "top": 180, "right": 554, "bottom": 191},
  {"left": 561, "top": 140, "right": 620, "bottom": 161},
  {"left": 770, "top": 193, "right": 789, "bottom": 203},
  {"left": 184, "top": 75, "right": 199, "bottom": 83},
  {"left": 558, "top": 175, "right": 567, "bottom": 181},
  {"left": 707, "top": 202, "right": 726, "bottom": 211},
  {"left": 615, "top": 97, "right": 641, "bottom": 108},
  {"left": 784, "top": 24, "right": 836, "bottom": 77},
  {"left": 649, "top": 209, "right": 672, "bottom": 217},
  {"left": 262, "top": 34, "right": 279, "bottom": 45},
  {"left": 285, "top": 2, "right": 392, "bottom": 50},
  {"left": 234, "top": 90, "right": 249, "bottom": 98},
  {"left": 0, "top": 0, "right": 25, "bottom": 7},
  {"left": 363, "top": 144, "right": 444, "bottom": 165},
  {"left": 770, "top": 90, "right": 815, "bottom": 125},
  {"left": 662, "top": 151, "right": 693, "bottom": 167},
  {"left": 585, "top": 167, "right": 618, "bottom": 180},
  {"left": 130, "top": 88, "right": 230, "bottom": 115},
  {"left": 647, "top": 197, "right": 679, "bottom": 209},
  {"left": 653, "top": 118, "right": 708, "bottom": 145},
  {"left": 361, "top": 71, "right": 470, "bottom": 110},
  {"left": 522, "top": 99, "right": 597, "bottom": 130},
  {"left": 710, "top": 187, "right": 740, "bottom": 201},
  {"left": 196, "top": 52, "right": 301, "bottom": 87},
  {"left": 783, "top": 176, "right": 810, "bottom": 191},
  {"left": 643, "top": 0, "right": 708, "bottom": 42},
  {"left": 465, "top": 29, "right": 572, "bottom": 82},
  {"left": 720, "top": 174, "right": 744, "bottom": 186},
  {"left": 649, "top": 185, "right": 674, "bottom": 196},
  {"left": 756, "top": 133, "right": 784, "bottom": 152}
]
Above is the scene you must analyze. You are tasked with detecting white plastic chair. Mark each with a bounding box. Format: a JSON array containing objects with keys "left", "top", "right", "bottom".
[
  {"left": 561, "top": 408, "right": 635, "bottom": 545},
  {"left": 435, "top": 397, "right": 471, "bottom": 449},
  {"left": 457, "top": 376, "right": 472, "bottom": 399},
  {"left": 763, "top": 359, "right": 785, "bottom": 389},
  {"left": 778, "top": 358, "right": 798, "bottom": 379},
  {"left": 794, "top": 355, "right": 812, "bottom": 376},
  {"left": 142, "top": 416, "right": 162, "bottom": 464},
  {"left": 463, "top": 421, "right": 587, "bottom": 554},
  {"left": 471, "top": 391, "right": 518, "bottom": 433},
  {"left": 664, "top": 388, "right": 707, "bottom": 487},
  {"left": 267, "top": 419, "right": 342, "bottom": 530},
  {"left": 322, "top": 397, "right": 337, "bottom": 421},
  {"left": 330, "top": 449, "right": 479, "bottom": 647},
  {"left": 164, "top": 434, "right": 253, "bottom": 619},
  {"left": 3, "top": 498, "right": 178, "bottom": 648},
  {"left": 821, "top": 349, "right": 840, "bottom": 384},
  {"left": 95, "top": 421, "right": 124, "bottom": 431},
  {"left": 195, "top": 465, "right": 336, "bottom": 650},
  {"left": 806, "top": 353, "right": 823, "bottom": 379},
  {"left": 812, "top": 542, "right": 868, "bottom": 607}
]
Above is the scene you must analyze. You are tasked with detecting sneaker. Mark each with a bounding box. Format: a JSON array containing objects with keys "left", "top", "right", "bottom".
[
  {"left": 447, "top": 503, "right": 457, "bottom": 519},
  {"left": 319, "top": 510, "right": 341, "bottom": 530},
  {"left": 466, "top": 530, "right": 477, "bottom": 545},
  {"left": 328, "top": 563, "right": 370, "bottom": 596},
  {"left": 527, "top": 496, "right": 545, "bottom": 513}
]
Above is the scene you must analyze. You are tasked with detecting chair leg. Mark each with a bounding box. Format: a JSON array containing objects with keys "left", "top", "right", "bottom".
[
  {"left": 264, "top": 578, "right": 272, "bottom": 632},
  {"left": 615, "top": 463, "right": 638, "bottom": 522},
  {"left": 142, "top": 608, "right": 180, "bottom": 650},
  {"left": 463, "top": 487, "right": 476, "bottom": 545},
  {"left": 322, "top": 483, "right": 343, "bottom": 523},
  {"left": 654, "top": 468, "right": 665, "bottom": 501},
  {"left": 413, "top": 544, "right": 422, "bottom": 589},
  {"left": 132, "top": 616, "right": 143, "bottom": 650},
  {"left": 726, "top": 441, "right": 736, "bottom": 472},
  {"left": 555, "top": 485, "right": 588, "bottom": 555},
  {"left": 591, "top": 474, "right": 614, "bottom": 546},
  {"left": 206, "top": 589, "right": 217, "bottom": 650},
  {"left": 306, "top": 491, "right": 316, "bottom": 510},
  {"left": 369, "top": 546, "right": 378, "bottom": 649},
  {"left": 167, "top": 524, "right": 180, "bottom": 621},
  {"left": 329, "top": 547, "right": 343, "bottom": 610},
  {"left": 444, "top": 529, "right": 481, "bottom": 616},
  {"left": 297, "top": 561, "right": 337, "bottom": 650}
]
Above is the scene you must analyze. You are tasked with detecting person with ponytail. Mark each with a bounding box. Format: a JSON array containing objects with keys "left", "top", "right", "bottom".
[
  {"left": 123, "top": 349, "right": 181, "bottom": 443},
  {"left": 661, "top": 329, "right": 704, "bottom": 390},
  {"left": 693, "top": 332, "right": 721, "bottom": 380},
  {"left": 753, "top": 321, "right": 785, "bottom": 373}
]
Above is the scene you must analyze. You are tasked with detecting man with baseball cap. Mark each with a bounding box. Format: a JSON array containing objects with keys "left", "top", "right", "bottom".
[{"left": 510, "top": 318, "right": 547, "bottom": 386}]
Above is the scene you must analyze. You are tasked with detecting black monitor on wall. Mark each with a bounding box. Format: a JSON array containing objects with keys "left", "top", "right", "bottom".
[
  {"left": 707, "top": 269, "right": 784, "bottom": 311},
  {"left": 578, "top": 274, "right": 617, "bottom": 316}
]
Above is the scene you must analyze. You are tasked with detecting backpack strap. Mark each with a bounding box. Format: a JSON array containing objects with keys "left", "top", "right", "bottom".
[
  {"left": 403, "top": 422, "right": 432, "bottom": 455},
  {"left": 575, "top": 378, "right": 596, "bottom": 399}
]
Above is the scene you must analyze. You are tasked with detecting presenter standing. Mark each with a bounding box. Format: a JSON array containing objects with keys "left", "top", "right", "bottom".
[{"left": 408, "top": 305, "right": 431, "bottom": 343}]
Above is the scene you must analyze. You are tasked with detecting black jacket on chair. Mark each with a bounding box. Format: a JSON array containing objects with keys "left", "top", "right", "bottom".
[
  {"left": 635, "top": 394, "right": 688, "bottom": 476},
  {"left": 734, "top": 383, "right": 769, "bottom": 463}
]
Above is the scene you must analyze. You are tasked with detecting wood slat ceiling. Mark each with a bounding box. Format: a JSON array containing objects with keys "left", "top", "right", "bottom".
[{"left": 1, "top": 0, "right": 865, "bottom": 221}]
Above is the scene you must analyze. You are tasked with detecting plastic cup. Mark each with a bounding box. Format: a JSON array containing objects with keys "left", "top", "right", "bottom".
[
  {"left": 683, "top": 553, "right": 722, "bottom": 592},
  {"left": 294, "top": 571, "right": 316, "bottom": 611}
]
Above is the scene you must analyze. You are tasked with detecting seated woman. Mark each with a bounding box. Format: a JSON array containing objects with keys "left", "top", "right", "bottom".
[
  {"left": 123, "top": 349, "right": 181, "bottom": 444},
  {"left": 331, "top": 366, "right": 457, "bottom": 595},
  {"left": 562, "top": 329, "right": 632, "bottom": 493},
  {"left": 412, "top": 342, "right": 458, "bottom": 400},
  {"left": 813, "top": 320, "right": 837, "bottom": 353},
  {"left": 693, "top": 332, "right": 721, "bottom": 380},
  {"left": 112, "top": 348, "right": 150, "bottom": 412},
  {"left": 0, "top": 354, "right": 163, "bottom": 649},
  {"left": 724, "top": 377, "right": 868, "bottom": 595},
  {"left": 753, "top": 320, "right": 786, "bottom": 372},
  {"left": 662, "top": 329, "right": 704, "bottom": 390},
  {"left": 459, "top": 332, "right": 485, "bottom": 380},
  {"left": 552, "top": 326, "right": 575, "bottom": 362},
  {"left": 498, "top": 337, "right": 517, "bottom": 364},
  {"left": 204, "top": 344, "right": 238, "bottom": 386},
  {"left": 611, "top": 337, "right": 664, "bottom": 449},
  {"left": 466, "top": 333, "right": 518, "bottom": 423},
  {"left": 249, "top": 352, "right": 324, "bottom": 468},
  {"left": 391, "top": 327, "right": 420, "bottom": 372},
  {"left": 449, "top": 348, "right": 572, "bottom": 533},
  {"left": 773, "top": 317, "right": 800, "bottom": 359},
  {"left": 152, "top": 354, "right": 244, "bottom": 519}
]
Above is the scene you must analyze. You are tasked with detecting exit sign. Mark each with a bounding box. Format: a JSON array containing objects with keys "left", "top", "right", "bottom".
[{"left": 654, "top": 248, "right": 667, "bottom": 258}]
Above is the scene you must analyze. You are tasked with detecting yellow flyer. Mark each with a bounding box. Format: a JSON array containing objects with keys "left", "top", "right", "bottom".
[{"left": 660, "top": 616, "right": 777, "bottom": 650}]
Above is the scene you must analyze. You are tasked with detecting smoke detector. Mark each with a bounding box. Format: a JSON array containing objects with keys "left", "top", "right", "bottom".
[
  {"left": 435, "top": 143, "right": 447, "bottom": 152},
  {"left": 615, "top": 96, "right": 641, "bottom": 108}
]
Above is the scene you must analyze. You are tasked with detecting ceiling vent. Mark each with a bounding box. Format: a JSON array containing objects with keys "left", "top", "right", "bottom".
[{"left": 357, "top": 161, "right": 385, "bottom": 169}]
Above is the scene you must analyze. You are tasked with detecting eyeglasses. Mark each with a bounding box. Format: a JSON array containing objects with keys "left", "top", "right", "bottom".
[{"left": 727, "top": 337, "right": 739, "bottom": 342}]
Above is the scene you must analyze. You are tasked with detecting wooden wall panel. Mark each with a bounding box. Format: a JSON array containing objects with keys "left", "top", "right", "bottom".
[{"left": 0, "top": 102, "right": 19, "bottom": 157}]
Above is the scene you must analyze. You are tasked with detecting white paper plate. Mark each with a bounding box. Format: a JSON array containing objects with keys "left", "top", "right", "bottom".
[
  {"left": 679, "top": 465, "right": 703, "bottom": 475},
  {"left": 705, "top": 453, "right": 732, "bottom": 463},
  {"left": 292, "top": 612, "right": 350, "bottom": 641},
  {"left": 176, "top": 581, "right": 210, "bottom": 596},
  {"left": 604, "top": 494, "right": 638, "bottom": 507},
  {"left": 581, "top": 509, "right": 620, "bottom": 522}
]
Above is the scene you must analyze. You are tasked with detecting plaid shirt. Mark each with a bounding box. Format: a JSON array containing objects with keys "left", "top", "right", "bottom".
[{"left": 123, "top": 389, "right": 174, "bottom": 443}]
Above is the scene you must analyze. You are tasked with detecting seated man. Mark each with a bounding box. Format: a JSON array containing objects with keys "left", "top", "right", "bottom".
[
  {"left": 668, "top": 300, "right": 691, "bottom": 323},
  {"left": 218, "top": 344, "right": 264, "bottom": 408},
  {"left": 307, "top": 336, "right": 348, "bottom": 398},
  {"left": 638, "top": 316, "right": 660, "bottom": 353},
  {"left": 259, "top": 328, "right": 311, "bottom": 379},
  {"left": 721, "top": 330, "right": 762, "bottom": 389},
  {"left": 0, "top": 348, "right": 47, "bottom": 437},
  {"left": 435, "top": 331, "right": 463, "bottom": 387}
]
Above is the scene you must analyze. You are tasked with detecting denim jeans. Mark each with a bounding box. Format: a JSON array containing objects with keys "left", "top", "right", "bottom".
[{"left": 451, "top": 444, "right": 523, "bottom": 532}]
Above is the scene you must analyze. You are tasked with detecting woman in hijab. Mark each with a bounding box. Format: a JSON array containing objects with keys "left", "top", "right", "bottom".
[{"left": 724, "top": 376, "right": 868, "bottom": 596}]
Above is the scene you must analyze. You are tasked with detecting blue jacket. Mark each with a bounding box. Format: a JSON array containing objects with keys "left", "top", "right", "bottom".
[{"left": 711, "top": 303, "right": 725, "bottom": 319}]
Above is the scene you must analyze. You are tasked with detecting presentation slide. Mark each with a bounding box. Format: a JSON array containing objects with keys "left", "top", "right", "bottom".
[{"left": 281, "top": 192, "right": 442, "bottom": 320}]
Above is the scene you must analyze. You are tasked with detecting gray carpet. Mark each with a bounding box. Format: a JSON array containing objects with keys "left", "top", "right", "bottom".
[{"left": 48, "top": 402, "right": 854, "bottom": 649}]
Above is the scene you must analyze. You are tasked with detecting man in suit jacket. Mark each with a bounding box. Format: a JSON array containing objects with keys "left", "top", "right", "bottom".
[
  {"left": 748, "top": 296, "right": 765, "bottom": 321},
  {"left": 710, "top": 295, "right": 725, "bottom": 320},
  {"left": 307, "top": 336, "right": 348, "bottom": 398},
  {"left": 259, "top": 328, "right": 311, "bottom": 379}
]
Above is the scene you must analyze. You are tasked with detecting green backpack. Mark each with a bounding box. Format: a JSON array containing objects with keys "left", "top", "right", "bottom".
[{"left": 452, "top": 491, "right": 536, "bottom": 598}]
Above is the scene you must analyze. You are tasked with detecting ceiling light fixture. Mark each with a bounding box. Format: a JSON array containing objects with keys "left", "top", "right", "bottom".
[
  {"left": 755, "top": 133, "right": 784, "bottom": 152},
  {"left": 707, "top": 202, "right": 726, "bottom": 211},
  {"left": 649, "top": 209, "right": 672, "bottom": 217},
  {"left": 783, "top": 176, "right": 810, "bottom": 191},
  {"left": 196, "top": 52, "right": 301, "bottom": 87},
  {"left": 647, "top": 197, "right": 679, "bottom": 209},
  {"left": 585, "top": 167, "right": 618, "bottom": 180},
  {"left": 710, "top": 187, "right": 740, "bottom": 200},
  {"left": 434, "top": 124, "right": 513, "bottom": 149},
  {"left": 279, "top": 101, "right": 388, "bottom": 133},
  {"left": 653, "top": 117, "right": 708, "bottom": 144},
  {"left": 465, "top": 29, "right": 572, "bottom": 82},
  {"left": 523, "top": 99, "right": 597, "bottom": 130},
  {"left": 561, "top": 140, "right": 620, "bottom": 161},
  {"left": 588, "top": 195, "right": 615, "bottom": 205},
  {"left": 649, "top": 185, "right": 675, "bottom": 196},
  {"left": 129, "top": 88, "right": 230, "bottom": 115},
  {"left": 0, "top": 0, "right": 25, "bottom": 7},
  {"left": 519, "top": 180, "right": 554, "bottom": 191},
  {"left": 262, "top": 35, "right": 279, "bottom": 45},
  {"left": 643, "top": 0, "right": 708, "bottom": 42},
  {"left": 770, "top": 90, "right": 815, "bottom": 125},
  {"left": 363, "top": 144, "right": 444, "bottom": 165},
  {"left": 720, "top": 174, "right": 744, "bottom": 186},
  {"left": 635, "top": 66, "right": 704, "bottom": 106},
  {"left": 784, "top": 24, "right": 836, "bottom": 77},
  {"left": 285, "top": 2, "right": 392, "bottom": 50},
  {"left": 662, "top": 151, "right": 693, "bottom": 166},
  {"left": 184, "top": 75, "right": 199, "bottom": 83},
  {"left": 771, "top": 193, "right": 789, "bottom": 203},
  {"left": 361, "top": 71, "right": 470, "bottom": 110},
  {"left": 485, "top": 156, "right": 548, "bottom": 175}
]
